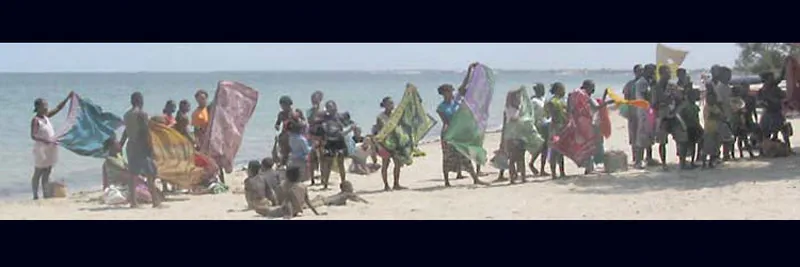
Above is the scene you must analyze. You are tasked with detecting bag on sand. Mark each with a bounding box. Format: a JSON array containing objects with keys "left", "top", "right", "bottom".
[
  {"left": 603, "top": 150, "right": 629, "bottom": 173},
  {"left": 103, "top": 186, "right": 127, "bottom": 205}
]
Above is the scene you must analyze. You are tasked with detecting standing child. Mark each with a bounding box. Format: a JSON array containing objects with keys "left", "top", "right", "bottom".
[
  {"left": 306, "top": 91, "right": 325, "bottom": 180},
  {"left": 545, "top": 83, "right": 568, "bottom": 179},
  {"left": 502, "top": 89, "right": 527, "bottom": 184},
  {"left": 732, "top": 85, "right": 757, "bottom": 159},
  {"left": 287, "top": 120, "right": 312, "bottom": 182},
  {"left": 680, "top": 88, "right": 703, "bottom": 168},
  {"left": 530, "top": 83, "right": 550, "bottom": 176},
  {"left": 703, "top": 91, "right": 725, "bottom": 169},
  {"left": 275, "top": 96, "right": 306, "bottom": 168},
  {"left": 30, "top": 92, "right": 73, "bottom": 200}
]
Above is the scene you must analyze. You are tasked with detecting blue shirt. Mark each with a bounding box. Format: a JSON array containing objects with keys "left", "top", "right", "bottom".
[
  {"left": 289, "top": 133, "right": 311, "bottom": 161},
  {"left": 437, "top": 100, "right": 460, "bottom": 122}
]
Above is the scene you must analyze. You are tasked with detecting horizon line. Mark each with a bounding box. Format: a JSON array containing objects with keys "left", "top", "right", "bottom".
[{"left": 0, "top": 68, "right": 714, "bottom": 74}]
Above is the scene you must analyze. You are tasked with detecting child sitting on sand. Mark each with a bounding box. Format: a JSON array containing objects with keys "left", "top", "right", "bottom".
[
  {"left": 255, "top": 167, "right": 322, "bottom": 219},
  {"left": 348, "top": 127, "right": 381, "bottom": 175},
  {"left": 244, "top": 160, "right": 271, "bottom": 209}
]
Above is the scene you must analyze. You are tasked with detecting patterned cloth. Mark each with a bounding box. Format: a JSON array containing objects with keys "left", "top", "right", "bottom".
[
  {"left": 442, "top": 64, "right": 495, "bottom": 165},
  {"left": 58, "top": 94, "right": 124, "bottom": 158},
  {"left": 197, "top": 81, "right": 259, "bottom": 173},
  {"left": 149, "top": 117, "right": 207, "bottom": 187},
  {"left": 442, "top": 142, "right": 473, "bottom": 173},
  {"left": 374, "top": 84, "right": 437, "bottom": 166},
  {"left": 501, "top": 88, "right": 544, "bottom": 155},
  {"left": 551, "top": 89, "right": 600, "bottom": 167}
]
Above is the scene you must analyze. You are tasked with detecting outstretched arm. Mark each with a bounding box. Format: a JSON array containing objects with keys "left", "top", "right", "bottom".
[
  {"left": 348, "top": 193, "right": 369, "bottom": 204},
  {"left": 48, "top": 91, "right": 74, "bottom": 118},
  {"left": 304, "top": 193, "right": 321, "bottom": 215}
]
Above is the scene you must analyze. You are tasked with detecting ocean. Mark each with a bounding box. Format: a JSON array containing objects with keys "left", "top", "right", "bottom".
[{"left": 0, "top": 70, "right": 641, "bottom": 200}]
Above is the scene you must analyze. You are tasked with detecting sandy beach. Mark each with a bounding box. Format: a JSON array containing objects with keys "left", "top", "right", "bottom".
[{"left": 3, "top": 112, "right": 800, "bottom": 220}]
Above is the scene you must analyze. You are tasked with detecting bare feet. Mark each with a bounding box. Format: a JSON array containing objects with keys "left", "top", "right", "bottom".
[
  {"left": 474, "top": 179, "right": 490, "bottom": 186},
  {"left": 383, "top": 186, "right": 391, "bottom": 192},
  {"left": 393, "top": 185, "right": 408, "bottom": 191}
]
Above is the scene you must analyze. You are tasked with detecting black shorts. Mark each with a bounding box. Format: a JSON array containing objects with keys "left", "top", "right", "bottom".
[{"left": 323, "top": 139, "right": 348, "bottom": 157}]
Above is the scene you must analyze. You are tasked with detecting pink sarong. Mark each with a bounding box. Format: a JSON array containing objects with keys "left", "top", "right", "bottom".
[{"left": 198, "top": 81, "right": 259, "bottom": 174}]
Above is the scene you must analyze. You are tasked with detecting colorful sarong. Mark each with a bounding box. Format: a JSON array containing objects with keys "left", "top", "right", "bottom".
[
  {"left": 198, "top": 81, "right": 259, "bottom": 173},
  {"left": 442, "top": 64, "right": 495, "bottom": 165},
  {"left": 502, "top": 87, "right": 544, "bottom": 154},
  {"left": 149, "top": 118, "right": 207, "bottom": 187},
  {"left": 58, "top": 94, "right": 124, "bottom": 158},
  {"left": 374, "top": 83, "right": 437, "bottom": 165},
  {"left": 551, "top": 89, "right": 600, "bottom": 167}
]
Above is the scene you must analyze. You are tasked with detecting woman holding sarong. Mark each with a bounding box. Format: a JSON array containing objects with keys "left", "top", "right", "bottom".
[
  {"left": 437, "top": 84, "right": 489, "bottom": 187},
  {"left": 29, "top": 92, "right": 73, "bottom": 200},
  {"left": 565, "top": 80, "right": 613, "bottom": 175}
]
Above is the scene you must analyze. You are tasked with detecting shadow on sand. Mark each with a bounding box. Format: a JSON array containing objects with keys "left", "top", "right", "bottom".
[{"left": 554, "top": 150, "right": 800, "bottom": 195}]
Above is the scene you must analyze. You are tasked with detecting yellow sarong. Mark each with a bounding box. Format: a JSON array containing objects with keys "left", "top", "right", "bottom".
[{"left": 149, "top": 117, "right": 206, "bottom": 187}]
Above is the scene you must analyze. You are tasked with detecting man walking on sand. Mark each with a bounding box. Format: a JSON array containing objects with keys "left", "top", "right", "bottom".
[{"left": 120, "top": 92, "right": 166, "bottom": 209}]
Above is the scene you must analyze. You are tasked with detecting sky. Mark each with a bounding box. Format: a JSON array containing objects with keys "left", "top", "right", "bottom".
[{"left": 0, "top": 43, "right": 740, "bottom": 72}]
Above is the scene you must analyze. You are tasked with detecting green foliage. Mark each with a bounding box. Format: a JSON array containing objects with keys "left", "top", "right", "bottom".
[{"left": 735, "top": 43, "right": 800, "bottom": 74}]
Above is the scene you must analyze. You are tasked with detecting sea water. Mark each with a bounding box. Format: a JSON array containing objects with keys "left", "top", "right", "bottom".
[{"left": 0, "top": 70, "right": 639, "bottom": 199}]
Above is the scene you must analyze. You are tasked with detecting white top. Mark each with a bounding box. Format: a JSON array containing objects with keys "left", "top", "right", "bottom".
[
  {"left": 32, "top": 116, "right": 58, "bottom": 168},
  {"left": 33, "top": 116, "right": 56, "bottom": 142},
  {"left": 531, "top": 97, "right": 545, "bottom": 125}
]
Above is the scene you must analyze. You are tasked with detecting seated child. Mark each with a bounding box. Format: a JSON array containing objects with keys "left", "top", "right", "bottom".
[
  {"left": 244, "top": 160, "right": 270, "bottom": 209},
  {"left": 255, "top": 167, "right": 322, "bottom": 219}
]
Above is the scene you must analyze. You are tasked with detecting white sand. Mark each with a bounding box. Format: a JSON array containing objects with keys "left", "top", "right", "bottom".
[{"left": 2, "top": 112, "right": 800, "bottom": 220}]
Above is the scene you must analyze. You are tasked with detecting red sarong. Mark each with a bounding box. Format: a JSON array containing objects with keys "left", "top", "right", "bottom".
[{"left": 551, "top": 89, "right": 600, "bottom": 166}]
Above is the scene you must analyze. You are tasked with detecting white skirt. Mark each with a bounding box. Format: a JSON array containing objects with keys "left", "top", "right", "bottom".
[{"left": 33, "top": 142, "right": 59, "bottom": 168}]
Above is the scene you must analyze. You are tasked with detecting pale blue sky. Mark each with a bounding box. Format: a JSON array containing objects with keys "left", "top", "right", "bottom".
[{"left": 0, "top": 43, "right": 739, "bottom": 72}]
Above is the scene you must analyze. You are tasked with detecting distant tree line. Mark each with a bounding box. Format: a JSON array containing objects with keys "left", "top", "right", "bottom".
[{"left": 735, "top": 43, "right": 800, "bottom": 75}]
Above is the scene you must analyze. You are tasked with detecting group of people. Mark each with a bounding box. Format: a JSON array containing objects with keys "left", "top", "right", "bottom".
[
  {"left": 28, "top": 60, "right": 797, "bottom": 218},
  {"left": 623, "top": 63, "right": 793, "bottom": 172},
  {"left": 31, "top": 88, "right": 221, "bottom": 208}
]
